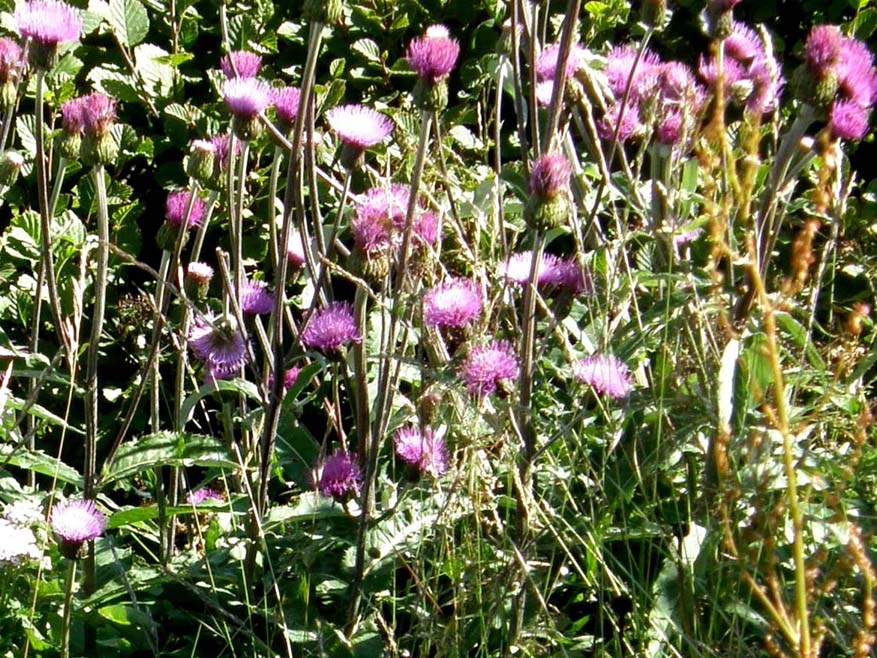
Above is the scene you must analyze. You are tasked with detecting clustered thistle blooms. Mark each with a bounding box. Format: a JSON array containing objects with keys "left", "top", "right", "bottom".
[
  {"left": 423, "top": 278, "right": 483, "bottom": 329},
  {"left": 314, "top": 451, "right": 362, "bottom": 501},
  {"left": 796, "top": 25, "right": 877, "bottom": 141},
  {"left": 14, "top": 0, "right": 82, "bottom": 70},
  {"left": 50, "top": 499, "right": 107, "bottom": 559},
  {"left": 300, "top": 302, "right": 361, "bottom": 353},
  {"left": 407, "top": 25, "right": 460, "bottom": 110},
  {"left": 220, "top": 51, "right": 262, "bottom": 79},
  {"left": 189, "top": 313, "right": 250, "bottom": 380},
  {"left": 573, "top": 354, "right": 633, "bottom": 399},
  {"left": 326, "top": 104, "right": 394, "bottom": 169},
  {"left": 394, "top": 427, "right": 449, "bottom": 477},
  {"left": 461, "top": 340, "right": 520, "bottom": 397},
  {"left": 58, "top": 92, "right": 118, "bottom": 165}
]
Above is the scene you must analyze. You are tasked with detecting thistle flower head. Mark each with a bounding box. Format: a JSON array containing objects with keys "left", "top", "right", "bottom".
[
  {"left": 605, "top": 45, "right": 662, "bottom": 101},
  {"left": 185, "top": 262, "right": 214, "bottom": 297},
  {"left": 287, "top": 230, "right": 307, "bottom": 268},
  {"left": 829, "top": 100, "right": 870, "bottom": 140},
  {"left": 61, "top": 96, "right": 87, "bottom": 134},
  {"left": 301, "top": 302, "right": 361, "bottom": 353},
  {"left": 541, "top": 256, "right": 592, "bottom": 294},
  {"left": 573, "top": 354, "right": 633, "bottom": 399},
  {"left": 187, "top": 488, "right": 223, "bottom": 505},
  {"left": 326, "top": 104, "right": 394, "bottom": 150},
  {"left": 529, "top": 152, "right": 572, "bottom": 198},
  {"left": 15, "top": 0, "right": 81, "bottom": 46},
  {"left": 50, "top": 499, "right": 106, "bottom": 546},
  {"left": 461, "top": 340, "right": 520, "bottom": 396},
  {"left": 423, "top": 278, "right": 483, "bottom": 329},
  {"left": 498, "top": 251, "right": 560, "bottom": 287},
  {"left": 837, "top": 36, "right": 877, "bottom": 109},
  {"left": 725, "top": 22, "right": 762, "bottom": 63},
  {"left": 220, "top": 50, "right": 262, "bottom": 79},
  {"left": 656, "top": 110, "right": 684, "bottom": 145},
  {"left": 0, "top": 38, "right": 25, "bottom": 83},
  {"left": 314, "top": 451, "right": 362, "bottom": 500},
  {"left": 223, "top": 77, "right": 271, "bottom": 119},
  {"left": 272, "top": 86, "right": 302, "bottom": 129},
  {"left": 536, "top": 43, "right": 587, "bottom": 81},
  {"left": 210, "top": 134, "right": 241, "bottom": 170},
  {"left": 407, "top": 24, "right": 460, "bottom": 82},
  {"left": 78, "top": 92, "right": 116, "bottom": 136},
  {"left": 412, "top": 210, "right": 440, "bottom": 246},
  {"left": 352, "top": 184, "right": 409, "bottom": 253},
  {"left": 165, "top": 190, "right": 207, "bottom": 228},
  {"left": 0, "top": 518, "right": 40, "bottom": 564},
  {"left": 238, "top": 278, "right": 274, "bottom": 315},
  {"left": 805, "top": 25, "right": 842, "bottom": 75},
  {"left": 189, "top": 313, "right": 249, "bottom": 378},
  {"left": 597, "top": 103, "right": 643, "bottom": 142},
  {"left": 394, "top": 427, "right": 449, "bottom": 477}
]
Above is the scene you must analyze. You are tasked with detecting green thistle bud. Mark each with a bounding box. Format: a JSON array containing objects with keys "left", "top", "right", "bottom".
[
  {"left": 350, "top": 247, "right": 390, "bottom": 283},
  {"left": 156, "top": 221, "right": 187, "bottom": 253},
  {"left": 0, "top": 81, "right": 16, "bottom": 112},
  {"left": 186, "top": 140, "right": 216, "bottom": 183},
  {"left": 641, "top": 0, "right": 666, "bottom": 29},
  {"left": 303, "top": 0, "right": 342, "bottom": 24},
  {"left": 233, "top": 116, "right": 263, "bottom": 142},
  {"left": 56, "top": 132, "right": 81, "bottom": 161},
  {"left": 524, "top": 194, "right": 571, "bottom": 230},
  {"left": 412, "top": 78, "right": 448, "bottom": 112},
  {"left": 81, "top": 132, "right": 118, "bottom": 167}
]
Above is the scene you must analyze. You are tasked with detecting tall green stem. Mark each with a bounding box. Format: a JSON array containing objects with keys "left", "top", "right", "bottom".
[{"left": 60, "top": 559, "right": 77, "bottom": 658}]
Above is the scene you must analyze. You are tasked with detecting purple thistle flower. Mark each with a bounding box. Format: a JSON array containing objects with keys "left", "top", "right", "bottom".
[
  {"left": 394, "top": 427, "right": 449, "bottom": 477},
  {"left": 412, "top": 211, "right": 440, "bottom": 246},
  {"left": 165, "top": 190, "right": 207, "bottom": 228},
  {"left": 187, "top": 488, "right": 223, "bottom": 505},
  {"left": 597, "top": 103, "right": 642, "bottom": 142},
  {"left": 186, "top": 261, "right": 214, "bottom": 283},
  {"left": 656, "top": 111, "right": 684, "bottom": 145},
  {"left": 220, "top": 51, "right": 262, "bottom": 79},
  {"left": 536, "top": 43, "right": 587, "bottom": 81},
  {"left": 573, "top": 354, "right": 633, "bottom": 399},
  {"left": 837, "top": 36, "right": 877, "bottom": 109},
  {"left": 50, "top": 499, "right": 106, "bottom": 551},
  {"left": 78, "top": 92, "right": 116, "bottom": 136},
  {"left": 189, "top": 313, "right": 249, "bottom": 376},
  {"left": 238, "top": 278, "right": 274, "bottom": 315},
  {"left": 301, "top": 302, "right": 361, "bottom": 353},
  {"left": 698, "top": 54, "right": 747, "bottom": 90},
  {"left": 461, "top": 340, "right": 520, "bottom": 396},
  {"left": 829, "top": 100, "right": 870, "bottom": 140},
  {"left": 272, "top": 86, "right": 302, "bottom": 129},
  {"left": 529, "top": 153, "right": 572, "bottom": 198},
  {"left": 60, "top": 96, "right": 87, "bottom": 134},
  {"left": 210, "top": 134, "right": 241, "bottom": 170},
  {"left": 423, "top": 278, "right": 483, "bottom": 329},
  {"left": 326, "top": 104, "right": 394, "bottom": 150},
  {"left": 659, "top": 62, "right": 700, "bottom": 105},
  {"left": 725, "top": 23, "right": 763, "bottom": 63},
  {"left": 287, "top": 230, "right": 306, "bottom": 268},
  {"left": 15, "top": 0, "right": 81, "bottom": 46},
  {"left": 282, "top": 366, "right": 301, "bottom": 390},
  {"left": 605, "top": 45, "right": 662, "bottom": 102},
  {"left": 223, "top": 78, "right": 271, "bottom": 119},
  {"left": 745, "top": 57, "right": 783, "bottom": 115},
  {"left": 805, "top": 25, "right": 842, "bottom": 76},
  {"left": 407, "top": 24, "right": 460, "bottom": 82},
  {"left": 498, "top": 251, "right": 560, "bottom": 287},
  {"left": 542, "top": 255, "right": 592, "bottom": 294},
  {"left": 0, "top": 38, "right": 24, "bottom": 83},
  {"left": 314, "top": 451, "right": 362, "bottom": 500},
  {"left": 359, "top": 184, "right": 410, "bottom": 228}
]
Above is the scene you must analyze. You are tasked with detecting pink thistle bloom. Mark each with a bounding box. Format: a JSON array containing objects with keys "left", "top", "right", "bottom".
[
  {"left": 287, "top": 230, "right": 307, "bottom": 268},
  {"left": 529, "top": 152, "right": 572, "bottom": 198},
  {"left": 0, "top": 38, "right": 24, "bottom": 83},
  {"left": 220, "top": 51, "right": 262, "bottom": 79},
  {"left": 541, "top": 255, "right": 592, "bottom": 294},
  {"left": 829, "top": 100, "right": 870, "bottom": 140},
  {"left": 746, "top": 57, "right": 783, "bottom": 114},
  {"left": 222, "top": 78, "right": 271, "bottom": 119},
  {"left": 536, "top": 43, "right": 587, "bottom": 81},
  {"left": 187, "top": 488, "right": 223, "bottom": 505},
  {"left": 605, "top": 45, "right": 662, "bottom": 102},
  {"left": 272, "top": 86, "right": 301, "bottom": 129},
  {"left": 60, "top": 95, "right": 87, "bottom": 134},
  {"left": 268, "top": 365, "right": 302, "bottom": 392},
  {"left": 805, "top": 25, "right": 842, "bottom": 76},
  {"left": 423, "top": 278, "right": 483, "bottom": 328},
  {"left": 301, "top": 302, "right": 361, "bottom": 353},
  {"left": 15, "top": 0, "right": 81, "bottom": 46},
  {"left": 698, "top": 54, "right": 747, "bottom": 90},
  {"left": 656, "top": 110, "right": 684, "bottom": 145},
  {"left": 498, "top": 251, "right": 561, "bottom": 287},
  {"left": 79, "top": 92, "right": 116, "bottom": 136},
  {"left": 326, "top": 104, "right": 394, "bottom": 149},
  {"left": 210, "top": 134, "right": 241, "bottom": 170},
  {"left": 186, "top": 261, "right": 214, "bottom": 284},
  {"left": 353, "top": 184, "right": 409, "bottom": 253},
  {"left": 573, "top": 354, "right": 632, "bottom": 399},
  {"left": 238, "top": 278, "right": 274, "bottom": 315},
  {"left": 461, "top": 340, "right": 520, "bottom": 396},
  {"left": 189, "top": 313, "right": 249, "bottom": 377},
  {"left": 165, "top": 190, "right": 207, "bottom": 228},
  {"left": 412, "top": 210, "right": 440, "bottom": 246},
  {"left": 50, "top": 499, "right": 106, "bottom": 547},
  {"left": 394, "top": 427, "right": 449, "bottom": 477},
  {"left": 725, "top": 23, "right": 763, "bottom": 63},
  {"left": 659, "top": 62, "right": 699, "bottom": 105},
  {"left": 597, "top": 103, "right": 642, "bottom": 142},
  {"left": 837, "top": 37, "right": 877, "bottom": 109},
  {"left": 407, "top": 24, "right": 460, "bottom": 82},
  {"left": 314, "top": 451, "right": 362, "bottom": 500}
]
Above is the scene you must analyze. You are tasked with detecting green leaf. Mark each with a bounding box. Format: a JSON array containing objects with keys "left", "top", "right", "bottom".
[
  {"left": 98, "top": 603, "right": 132, "bottom": 626},
  {"left": 0, "top": 445, "right": 84, "bottom": 486},
  {"left": 101, "top": 432, "right": 236, "bottom": 485},
  {"left": 179, "top": 378, "right": 262, "bottom": 426},
  {"left": 352, "top": 38, "right": 380, "bottom": 63},
  {"left": 108, "top": 0, "right": 149, "bottom": 47},
  {"left": 108, "top": 501, "right": 229, "bottom": 529}
]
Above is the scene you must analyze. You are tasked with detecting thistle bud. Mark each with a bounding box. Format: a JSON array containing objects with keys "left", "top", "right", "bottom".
[{"left": 0, "top": 149, "right": 25, "bottom": 186}]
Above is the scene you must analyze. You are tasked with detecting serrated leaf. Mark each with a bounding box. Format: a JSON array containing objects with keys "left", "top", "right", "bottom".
[
  {"left": 134, "top": 43, "right": 174, "bottom": 100},
  {"left": 108, "top": 0, "right": 149, "bottom": 47},
  {"left": 101, "top": 432, "right": 236, "bottom": 485},
  {"left": 352, "top": 38, "right": 380, "bottom": 63},
  {"left": 0, "top": 445, "right": 84, "bottom": 486}
]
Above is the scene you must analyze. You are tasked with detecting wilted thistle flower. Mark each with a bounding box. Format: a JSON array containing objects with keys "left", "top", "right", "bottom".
[
  {"left": 238, "top": 278, "right": 274, "bottom": 315},
  {"left": 272, "top": 86, "right": 302, "bottom": 133},
  {"left": 0, "top": 38, "right": 24, "bottom": 110},
  {"left": 301, "top": 302, "right": 361, "bottom": 353},
  {"left": 186, "top": 139, "right": 217, "bottom": 183},
  {"left": 50, "top": 499, "right": 107, "bottom": 559},
  {"left": 0, "top": 518, "right": 41, "bottom": 564},
  {"left": 573, "top": 354, "right": 633, "bottom": 399},
  {"left": 407, "top": 25, "right": 460, "bottom": 110},
  {"left": 184, "top": 261, "right": 214, "bottom": 300},
  {"left": 394, "top": 427, "right": 449, "bottom": 477},
  {"left": 314, "top": 451, "right": 362, "bottom": 501},
  {"left": 15, "top": 0, "right": 82, "bottom": 70},
  {"left": 461, "top": 340, "right": 520, "bottom": 396},
  {"left": 220, "top": 50, "right": 262, "bottom": 79},
  {"left": 525, "top": 153, "right": 573, "bottom": 230},
  {"left": 423, "top": 278, "right": 483, "bottom": 329},
  {"left": 325, "top": 104, "right": 394, "bottom": 169},
  {"left": 186, "top": 488, "right": 223, "bottom": 505},
  {"left": 189, "top": 313, "right": 249, "bottom": 379},
  {"left": 223, "top": 77, "right": 271, "bottom": 140}
]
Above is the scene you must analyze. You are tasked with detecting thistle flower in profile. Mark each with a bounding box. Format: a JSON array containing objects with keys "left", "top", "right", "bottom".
[
  {"left": 15, "top": 0, "right": 81, "bottom": 69},
  {"left": 78, "top": 92, "right": 116, "bottom": 136},
  {"left": 837, "top": 37, "right": 877, "bottom": 109},
  {"left": 394, "top": 427, "right": 449, "bottom": 477},
  {"left": 597, "top": 103, "right": 643, "bottom": 143},
  {"left": 423, "top": 278, "right": 483, "bottom": 329},
  {"left": 220, "top": 51, "right": 262, "bottom": 79},
  {"left": 210, "top": 134, "right": 241, "bottom": 172},
  {"left": 605, "top": 45, "right": 662, "bottom": 102},
  {"left": 165, "top": 190, "right": 206, "bottom": 228},
  {"left": 498, "top": 251, "right": 560, "bottom": 287},
  {"left": 573, "top": 354, "right": 633, "bottom": 399},
  {"left": 529, "top": 153, "right": 572, "bottom": 199},
  {"left": 314, "top": 451, "right": 362, "bottom": 501},
  {"left": 186, "top": 488, "right": 223, "bottom": 505},
  {"left": 272, "top": 86, "right": 301, "bottom": 132},
  {"left": 407, "top": 25, "right": 460, "bottom": 111},
  {"left": 223, "top": 78, "right": 271, "bottom": 140},
  {"left": 300, "top": 302, "right": 361, "bottom": 353},
  {"left": 238, "top": 278, "right": 274, "bottom": 315},
  {"left": 412, "top": 210, "right": 440, "bottom": 246},
  {"left": 461, "top": 340, "right": 520, "bottom": 396},
  {"left": 189, "top": 313, "right": 249, "bottom": 379},
  {"left": 804, "top": 25, "right": 842, "bottom": 78},
  {"left": 536, "top": 43, "right": 587, "bottom": 81},
  {"left": 184, "top": 261, "right": 214, "bottom": 300},
  {"left": 0, "top": 518, "right": 40, "bottom": 564},
  {"left": 287, "top": 230, "right": 307, "bottom": 268},
  {"left": 541, "top": 256, "right": 592, "bottom": 294},
  {"left": 326, "top": 104, "right": 393, "bottom": 168},
  {"left": 829, "top": 100, "right": 870, "bottom": 141},
  {"left": 50, "top": 499, "right": 106, "bottom": 558}
]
